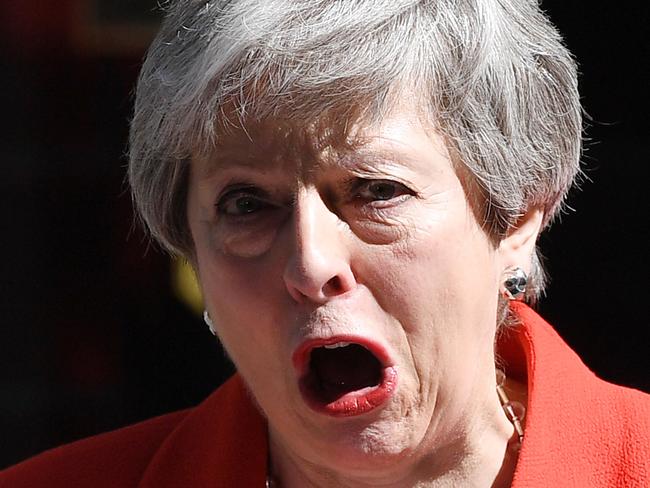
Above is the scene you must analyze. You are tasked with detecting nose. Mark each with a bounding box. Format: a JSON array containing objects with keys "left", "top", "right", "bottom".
[{"left": 283, "top": 188, "right": 356, "bottom": 304}]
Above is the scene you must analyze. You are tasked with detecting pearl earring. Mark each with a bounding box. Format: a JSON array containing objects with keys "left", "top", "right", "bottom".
[{"left": 203, "top": 310, "right": 216, "bottom": 336}]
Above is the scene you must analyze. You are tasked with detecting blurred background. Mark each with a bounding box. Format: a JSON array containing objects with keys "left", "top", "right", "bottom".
[{"left": 1, "top": 0, "right": 648, "bottom": 469}]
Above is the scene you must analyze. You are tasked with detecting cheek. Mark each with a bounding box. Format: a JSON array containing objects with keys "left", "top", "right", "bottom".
[
  {"left": 218, "top": 224, "right": 279, "bottom": 258},
  {"left": 195, "top": 252, "right": 303, "bottom": 415},
  {"left": 195, "top": 246, "right": 289, "bottom": 365},
  {"left": 190, "top": 202, "right": 286, "bottom": 314},
  {"left": 357, "top": 211, "right": 499, "bottom": 340}
]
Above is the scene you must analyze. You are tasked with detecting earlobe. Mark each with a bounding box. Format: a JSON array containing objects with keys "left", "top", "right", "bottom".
[{"left": 498, "top": 208, "right": 545, "bottom": 272}]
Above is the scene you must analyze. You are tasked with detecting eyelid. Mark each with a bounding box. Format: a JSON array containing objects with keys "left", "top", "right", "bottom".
[
  {"left": 218, "top": 183, "right": 263, "bottom": 196},
  {"left": 350, "top": 177, "right": 415, "bottom": 196},
  {"left": 216, "top": 184, "right": 268, "bottom": 205},
  {"left": 215, "top": 185, "right": 272, "bottom": 215},
  {"left": 349, "top": 165, "right": 418, "bottom": 184}
]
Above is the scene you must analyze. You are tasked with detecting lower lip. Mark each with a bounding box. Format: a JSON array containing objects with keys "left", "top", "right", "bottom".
[{"left": 299, "top": 366, "right": 398, "bottom": 417}]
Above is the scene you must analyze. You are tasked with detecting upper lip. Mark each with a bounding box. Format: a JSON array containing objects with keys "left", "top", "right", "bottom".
[{"left": 292, "top": 335, "right": 392, "bottom": 376}]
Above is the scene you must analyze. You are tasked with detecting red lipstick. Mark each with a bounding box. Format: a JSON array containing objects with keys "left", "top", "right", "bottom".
[{"left": 293, "top": 336, "right": 397, "bottom": 417}]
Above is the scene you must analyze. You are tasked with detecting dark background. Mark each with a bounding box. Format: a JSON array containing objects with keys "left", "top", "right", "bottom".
[{"left": 1, "top": 1, "right": 648, "bottom": 469}]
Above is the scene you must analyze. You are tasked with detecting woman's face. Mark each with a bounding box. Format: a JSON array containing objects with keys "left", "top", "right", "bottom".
[{"left": 187, "top": 105, "right": 527, "bottom": 474}]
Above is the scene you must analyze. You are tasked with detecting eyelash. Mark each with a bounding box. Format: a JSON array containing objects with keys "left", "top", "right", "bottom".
[
  {"left": 351, "top": 179, "right": 413, "bottom": 205},
  {"left": 216, "top": 186, "right": 276, "bottom": 217},
  {"left": 215, "top": 179, "right": 414, "bottom": 218}
]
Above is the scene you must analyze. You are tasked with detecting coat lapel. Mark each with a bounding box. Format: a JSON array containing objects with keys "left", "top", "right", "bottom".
[{"left": 139, "top": 375, "right": 268, "bottom": 487}]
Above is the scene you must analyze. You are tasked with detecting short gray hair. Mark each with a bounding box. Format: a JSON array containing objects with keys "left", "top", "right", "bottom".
[{"left": 129, "top": 0, "right": 582, "bottom": 302}]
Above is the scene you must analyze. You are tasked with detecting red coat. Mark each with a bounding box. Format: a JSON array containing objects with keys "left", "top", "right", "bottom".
[{"left": 2, "top": 303, "right": 649, "bottom": 487}]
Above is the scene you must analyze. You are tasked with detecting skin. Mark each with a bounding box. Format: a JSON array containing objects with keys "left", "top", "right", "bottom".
[{"left": 187, "top": 103, "right": 543, "bottom": 487}]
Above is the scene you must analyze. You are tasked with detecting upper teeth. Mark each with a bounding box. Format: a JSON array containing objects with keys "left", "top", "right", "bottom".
[{"left": 323, "top": 342, "right": 351, "bottom": 349}]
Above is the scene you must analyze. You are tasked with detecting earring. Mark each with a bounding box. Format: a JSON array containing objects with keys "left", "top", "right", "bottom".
[
  {"left": 203, "top": 310, "right": 216, "bottom": 336},
  {"left": 501, "top": 267, "right": 527, "bottom": 300}
]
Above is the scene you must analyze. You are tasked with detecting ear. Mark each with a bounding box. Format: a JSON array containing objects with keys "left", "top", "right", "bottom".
[{"left": 497, "top": 207, "right": 545, "bottom": 273}]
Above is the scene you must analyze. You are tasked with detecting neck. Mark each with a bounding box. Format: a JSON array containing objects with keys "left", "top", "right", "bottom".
[{"left": 268, "top": 376, "right": 525, "bottom": 488}]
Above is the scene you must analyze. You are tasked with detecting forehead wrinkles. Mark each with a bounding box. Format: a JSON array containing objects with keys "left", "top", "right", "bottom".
[{"left": 200, "top": 113, "right": 367, "bottom": 179}]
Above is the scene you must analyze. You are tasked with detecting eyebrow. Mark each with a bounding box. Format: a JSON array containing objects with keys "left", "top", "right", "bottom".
[
  {"left": 335, "top": 147, "right": 423, "bottom": 172},
  {"left": 194, "top": 150, "right": 286, "bottom": 180},
  {"left": 194, "top": 136, "right": 425, "bottom": 180}
]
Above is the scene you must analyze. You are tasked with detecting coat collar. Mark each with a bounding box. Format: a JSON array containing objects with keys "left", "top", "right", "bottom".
[
  {"left": 504, "top": 302, "right": 620, "bottom": 487},
  {"left": 140, "top": 303, "right": 617, "bottom": 487},
  {"left": 139, "top": 374, "right": 268, "bottom": 487}
]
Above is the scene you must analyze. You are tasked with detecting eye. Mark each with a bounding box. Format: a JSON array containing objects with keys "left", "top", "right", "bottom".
[
  {"left": 354, "top": 179, "right": 412, "bottom": 202},
  {"left": 216, "top": 187, "right": 273, "bottom": 216}
]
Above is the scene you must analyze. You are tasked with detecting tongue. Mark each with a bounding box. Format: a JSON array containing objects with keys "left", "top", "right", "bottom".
[{"left": 311, "top": 344, "right": 382, "bottom": 394}]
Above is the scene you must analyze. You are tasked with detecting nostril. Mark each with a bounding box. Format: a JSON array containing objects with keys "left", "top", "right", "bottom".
[
  {"left": 282, "top": 233, "right": 356, "bottom": 303},
  {"left": 323, "top": 276, "right": 343, "bottom": 295},
  {"left": 322, "top": 269, "right": 357, "bottom": 297},
  {"left": 286, "top": 271, "right": 355, "bottom": 304}
]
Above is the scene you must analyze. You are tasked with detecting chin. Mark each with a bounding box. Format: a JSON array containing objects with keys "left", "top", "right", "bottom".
[{"left": 294, "top": 396, "right": 425, "bottom": 472}]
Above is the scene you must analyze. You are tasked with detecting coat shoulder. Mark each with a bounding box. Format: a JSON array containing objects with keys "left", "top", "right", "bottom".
[
  {"left": 606, "top": 383, "right": 650, "bottom": 485},
  {"left": 0, "top": 409, "right": 191, "bottom": 488}
]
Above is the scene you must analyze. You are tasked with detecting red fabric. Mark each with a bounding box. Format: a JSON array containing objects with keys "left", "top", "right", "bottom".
[
  {"left": 2, "top": 305, "right": 648, "bottom": 487},
  {"left": 506, "top": 303, "right": 650, "bottom": 487}
]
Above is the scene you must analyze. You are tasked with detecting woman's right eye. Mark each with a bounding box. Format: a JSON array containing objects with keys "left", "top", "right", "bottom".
[{"left": 216, "top": 188, "right": 273, "bottom": 217}]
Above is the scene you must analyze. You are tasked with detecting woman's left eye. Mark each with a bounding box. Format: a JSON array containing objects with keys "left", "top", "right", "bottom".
[{"left": 354, "top": 179, "right": 413, "bottom": 202}]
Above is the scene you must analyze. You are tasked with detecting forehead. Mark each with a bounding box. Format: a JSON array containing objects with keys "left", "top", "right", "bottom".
[{"left": 193, "top": 103, "right": 448, "bottom": 178}]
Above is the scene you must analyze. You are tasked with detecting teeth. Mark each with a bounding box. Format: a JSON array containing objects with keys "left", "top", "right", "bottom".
[{"left": 323, "top": 341, "right": 351, "bottom": 349}]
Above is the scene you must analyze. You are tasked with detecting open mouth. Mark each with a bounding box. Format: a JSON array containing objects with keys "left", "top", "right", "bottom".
[{"left": 294, "top": 338, "right": 397, "bottom": 417}]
